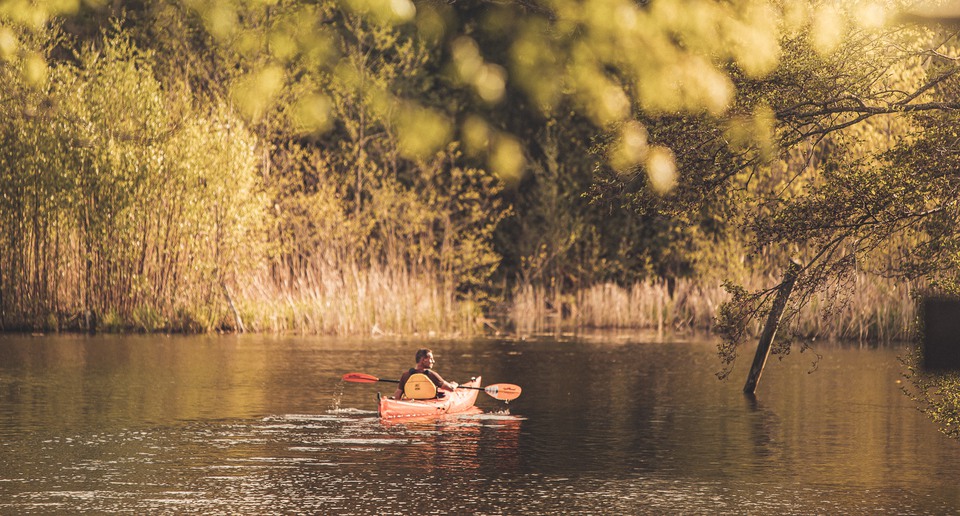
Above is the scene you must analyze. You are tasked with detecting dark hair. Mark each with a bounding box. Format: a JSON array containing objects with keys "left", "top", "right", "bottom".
[{"left": 415, "top": 348, "right": 432, "bottom": 362}]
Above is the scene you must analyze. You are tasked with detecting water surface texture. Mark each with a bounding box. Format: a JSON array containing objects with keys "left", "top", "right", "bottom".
[{"left": 0, "top": 334, "right": 958, "bottom": 514}]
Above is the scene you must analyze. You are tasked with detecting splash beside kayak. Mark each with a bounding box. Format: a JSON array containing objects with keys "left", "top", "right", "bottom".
[{"left": 377, "top": 376, "right": 482, "bottom": 419}]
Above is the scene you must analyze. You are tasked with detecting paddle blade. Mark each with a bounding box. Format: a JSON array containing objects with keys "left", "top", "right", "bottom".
[
  {"left": 484, "top": 383, "right": 522, "bottom": 401},
  {"left": 342, "top": 372, "right": 380, "bottom": 383}
]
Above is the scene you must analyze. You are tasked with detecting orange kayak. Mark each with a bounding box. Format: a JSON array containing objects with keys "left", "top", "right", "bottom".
[{"left": 377, "top": 376, "right": 482, "bottom": 419}]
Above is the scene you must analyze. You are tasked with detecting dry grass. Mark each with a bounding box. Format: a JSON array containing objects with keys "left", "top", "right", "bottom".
[
  {"left": 235, "top": 262, "right": 482, "bottom": 337},
  {"left": 509, "top": 273, "right": 918, "bottom": 342},
  {"left": 790, "top": 274, "right": 916, "bottom": 342},
  {"left": 3, "top": 249, "right": 917, "bottom": 341}
]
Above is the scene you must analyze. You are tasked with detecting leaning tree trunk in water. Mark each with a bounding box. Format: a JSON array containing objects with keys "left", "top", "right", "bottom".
[{"left": 743, "top": 259, "right": 802, "bottom": 395}]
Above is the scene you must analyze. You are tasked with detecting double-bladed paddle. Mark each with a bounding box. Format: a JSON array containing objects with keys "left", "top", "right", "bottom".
[{"left": 341, "top": 372, "right": 522, "bottom": 401}]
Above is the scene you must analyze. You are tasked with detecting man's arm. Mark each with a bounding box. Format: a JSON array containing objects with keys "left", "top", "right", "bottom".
[
  {"left": 427, "top": 370, "right": 458, "bottom": 392},
  {"left": 393, "top": 370, "right": 411, "bottom": 399}
]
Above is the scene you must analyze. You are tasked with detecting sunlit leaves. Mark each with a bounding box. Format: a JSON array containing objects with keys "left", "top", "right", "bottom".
[
  {"left": 341, "top": 0, "right": 415, "bottom": 23},
  {"left": 0, "top": 0, "right": 57, "bottom": 28},
  {"left": 0, "top": 26, "right": 17, "bottom": 59},
  {"left": 267, "top": 27, "right": 298, "bottom": 60},
  {"left": 474, "top": 0, "right": 800, "bottom": 184},
  {"left": 902, "top": 338, "right": 960, "bottom": 440},
  {"left": 180, "top": 0, "right": 809, "bottom": 182},
  {"left": 811, "top": 4, "right": 846, "bottom": 55},
  {"left": 171, "top": 110, "right": 265, "bottom": 281},
  {"left": 508, "top": 23, "right": 561, "bottom": 112},
  {"left": 461, "top": 115, "right": 491, "bottom": 157},
  {"left": 451, "top": 36, "right": 506, "bottom": 104},
  {"left": 857, "top": 2, "right": 889, "bottom": 28},
  {"left": 645, "top": 146, "right": 677, "bottom": 194},
  {"left": 231, "top": 5, "right": 335, "bottom": 63},
  {"left": 781, "top": 2, "right": 811, "bottom": 35},
  {"left": 709, "top": 10, "right": 960, "bottom": 379},
  {"left": 724, "top": 105, "right": 776, "bottom": 161},
  {"left": 395, "top": 103, "right": 453, "bottom": 159},
  {"left": 572, "top": 63, "right": 631, "bottom": 125},
  {"left": 728, "top": 2, "right": 781, "bottom": 78},
  {"left": 489, "top": 134, "right": 525, "bottom": 184},
  {"left": 2, "top": 0, "right": 897, "bottom": 156},
  {"left": 461, "top": 109, "right": 527, "bottom": 180},
  {"left": 565, "top": 0, "right": 767, "bottom": 113},
  {"left": 414, "top": 3, "right": 447, "bottom": 44},
  {"left": 11, "top": 0, "right": 892, "bottom": 190},
  {"left": 290, "top": 93, "right": 332, "bottom": 134},
  {"left": 609, "top": 121, "right": 649, "bottom": 173},
  {"left": 22, "top": 51, "right": 46, "bottom": 85},
  {"left": 230, "top": 64, "right": 285, "bottom": 121},
  {"left": 181, "top": 0, "right": 239, "bottom": 39}
]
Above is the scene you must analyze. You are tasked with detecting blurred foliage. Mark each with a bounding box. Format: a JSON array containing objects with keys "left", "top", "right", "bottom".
[{"left": 1, "top": 0, "right": 828, "bottom": 182}]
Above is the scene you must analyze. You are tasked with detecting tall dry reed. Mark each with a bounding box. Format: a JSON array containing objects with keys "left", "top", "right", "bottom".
[
  {"left": 236, "top": 261, "right": 483, "bottom": 336},
  {"left": 790, "top": 274, "right": 916, "bottom": 342},
  {"left": 509, "top": 272, "right": 918, "bottom": 342}
]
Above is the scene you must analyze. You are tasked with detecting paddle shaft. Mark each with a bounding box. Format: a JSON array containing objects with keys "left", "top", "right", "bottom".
[
  {"left": 363, "top": 376, "right": 489, "bottom": 392},
  {"left": 341, "top": 372, "right": 521, "bottom": 401}
]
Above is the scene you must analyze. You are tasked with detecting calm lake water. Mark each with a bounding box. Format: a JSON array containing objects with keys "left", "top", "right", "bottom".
[{"left": 0, "top": 333, "right": 958, "bottom": 514}]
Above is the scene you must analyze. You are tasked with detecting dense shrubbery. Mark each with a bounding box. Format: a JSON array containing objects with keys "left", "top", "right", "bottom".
[
  {"left": 0, "top": 26, "right": 265, "bottom": 331},
  {"left": 0, "top": 9, "right": 511, "bottom": 334}
]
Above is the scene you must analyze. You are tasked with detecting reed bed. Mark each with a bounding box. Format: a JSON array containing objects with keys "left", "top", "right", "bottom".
[
  {"left": 236, "top": 262, "right": 482, "bottom": 337},
  {"left": 576, "top": 280, "right": 724, "bottom": 332},
  {"left": 790, "top": 274, "right": 917, "bottom": 342},
  {"left": 509, "top": 272, "right": 918, "bottom": 342}
]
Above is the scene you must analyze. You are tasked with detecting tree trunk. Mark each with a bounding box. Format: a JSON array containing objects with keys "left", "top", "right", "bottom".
[
  {"left": 221, "top": 281, "right": 245, "bottom": 333},
  {"left": 743, "top": 259, "right": 802, "bottom": 395}
]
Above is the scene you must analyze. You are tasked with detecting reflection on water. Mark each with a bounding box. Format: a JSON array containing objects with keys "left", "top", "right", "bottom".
[
  {"left": 0, "top": 407, "right": 525, "bottom": 514},
  {"left": 0, "top": 334, "right": 959, "bottom": 514}
]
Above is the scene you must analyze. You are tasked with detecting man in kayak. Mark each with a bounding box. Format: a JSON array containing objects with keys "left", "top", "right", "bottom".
[{"left": 392, "top": 348, "right": 459, "bottom": 399}]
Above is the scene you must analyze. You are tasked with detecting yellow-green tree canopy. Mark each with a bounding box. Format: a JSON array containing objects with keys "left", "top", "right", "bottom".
[{"left": 2, "top": 0, "right": 897, "bottom": 184}]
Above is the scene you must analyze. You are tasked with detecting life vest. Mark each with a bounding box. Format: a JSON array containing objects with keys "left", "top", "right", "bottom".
[{"left": 403, "top": 371, "right": 438, "bottom": 399}]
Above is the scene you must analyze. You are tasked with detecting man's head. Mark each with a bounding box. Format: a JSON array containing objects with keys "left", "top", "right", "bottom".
[{"left": 415, "top": 348, "right": 435, "bottom": 369}]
